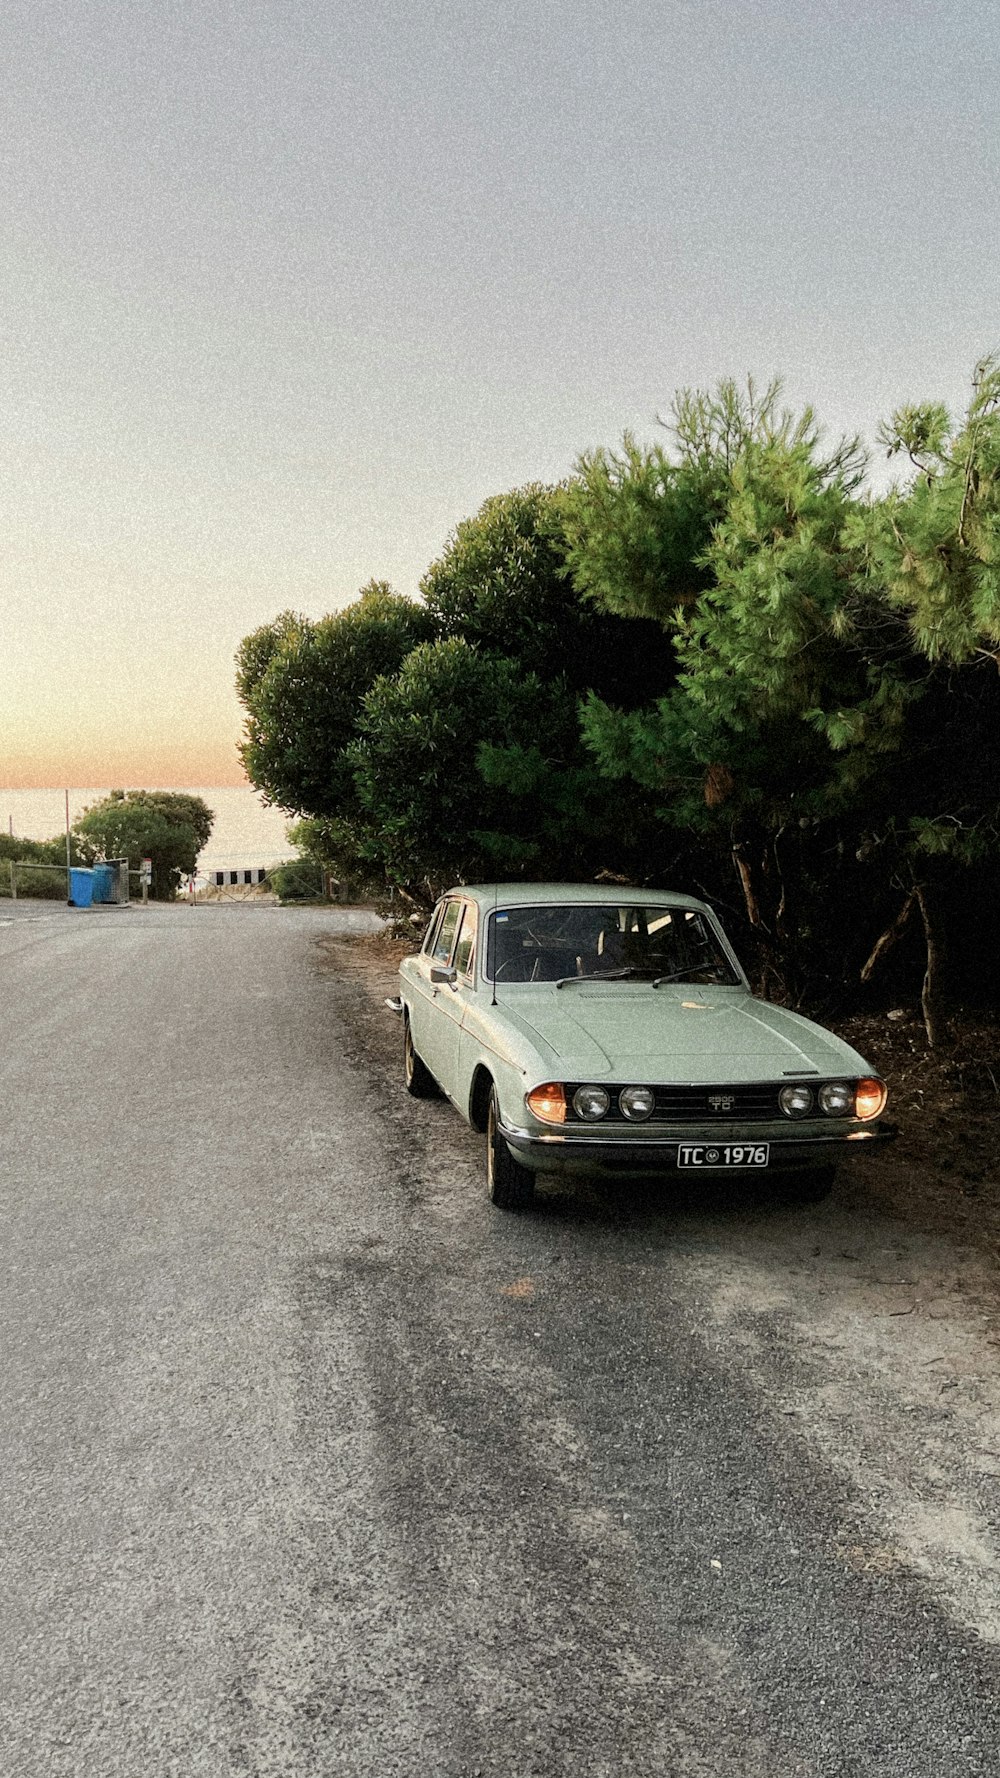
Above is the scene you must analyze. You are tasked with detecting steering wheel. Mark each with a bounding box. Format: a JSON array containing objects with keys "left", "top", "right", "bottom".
[{"left": 492, "top": 958, "right": 522, "bottom": 980}]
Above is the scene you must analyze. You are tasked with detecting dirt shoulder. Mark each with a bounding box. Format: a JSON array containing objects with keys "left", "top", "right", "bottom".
[{"left": 829, "top": 1008, "right": 1000, "bottom": 1262}]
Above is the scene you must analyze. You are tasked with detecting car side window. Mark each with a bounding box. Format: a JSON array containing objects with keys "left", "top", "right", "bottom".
[
  {"left": 432, "top": 899, "right": 462, "bottom": 965},
  {"left": 422, "top": 902, "right": 445, "bottom": 955},
  {"left": 453, "top": 901, "right": 478, "bottom": 980}
]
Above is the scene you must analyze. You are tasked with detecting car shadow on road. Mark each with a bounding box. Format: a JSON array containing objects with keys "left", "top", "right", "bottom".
[{"left": 532, "top": 1168, "right": 835, "bottom": 1228}]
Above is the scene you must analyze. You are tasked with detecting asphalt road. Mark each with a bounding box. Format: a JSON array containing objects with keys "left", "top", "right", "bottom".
[{"left": 2, "top": 901, "right": 998, "bottom": 1777}]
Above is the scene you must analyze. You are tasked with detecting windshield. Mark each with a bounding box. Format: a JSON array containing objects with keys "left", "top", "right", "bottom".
[{"left": 485, "top": 903, "right": 741, "bottom": 986}]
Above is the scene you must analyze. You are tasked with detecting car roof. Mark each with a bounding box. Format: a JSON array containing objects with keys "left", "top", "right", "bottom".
[{"left": 447, "top": 883, "right": 711, "bottom": 915}]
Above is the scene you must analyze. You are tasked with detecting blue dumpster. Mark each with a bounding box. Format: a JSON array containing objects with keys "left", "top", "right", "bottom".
[
  {"left": 68, "top": 868, "right": 94, "bottom": 908},
  {"left": 92, "top": 864, "right": 114, "bottom": 903}
]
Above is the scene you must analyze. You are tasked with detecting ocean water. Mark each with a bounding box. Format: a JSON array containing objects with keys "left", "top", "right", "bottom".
[{"left": 1, "top": 787, "right": 297, "bottom": 872}]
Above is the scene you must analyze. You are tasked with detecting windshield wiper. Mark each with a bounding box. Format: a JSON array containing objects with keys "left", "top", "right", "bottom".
[
  {"left": 555, "top": 967, "right": 649, "bottom": 989},
  {"left": 651, "top": 968, "right": 694, "bottom": 987}
]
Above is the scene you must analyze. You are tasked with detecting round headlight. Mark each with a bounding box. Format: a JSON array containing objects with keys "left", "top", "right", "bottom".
[
  {"left": 779, "top": 1084, "right": 814, "bottom": 1118},
  {"left": 818, "top": 1081, "right": 854, "bottom": 1117},
  {"left": 619, "top": 1085, "right": 655, "bottom": 1121},
  {"left": 573, "top": 1085, "right": 611, "bottom": 1121}
]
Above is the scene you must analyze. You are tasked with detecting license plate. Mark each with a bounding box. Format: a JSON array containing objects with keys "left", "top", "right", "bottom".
[{"left": 677, "top": 1143, "right": 769, "bottom": 1169}]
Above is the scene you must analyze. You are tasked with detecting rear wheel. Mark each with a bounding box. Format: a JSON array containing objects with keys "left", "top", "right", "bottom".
[
  {"left": 486, "top": 1089, "right": 535, "bottom": 1210},
  {"left": 403, "top": 1014, "right": 437, "bottom": 1098}
]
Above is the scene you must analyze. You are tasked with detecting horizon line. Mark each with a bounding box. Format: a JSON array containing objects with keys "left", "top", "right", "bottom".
[{"left": 1, "top": 779, "right": 257, "bottom": 793}]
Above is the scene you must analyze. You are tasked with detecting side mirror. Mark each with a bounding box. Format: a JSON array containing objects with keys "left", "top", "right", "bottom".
[{"left": 429, "top": 964, "right": 457, "bottom": 987}]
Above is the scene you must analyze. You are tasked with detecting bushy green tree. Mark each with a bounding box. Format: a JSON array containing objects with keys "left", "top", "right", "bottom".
[
  {"left": 405, "top": 484, "right": 674, "bottom": 890},
  {"left": 423, "top": 483, "right": 673, "bottom": 709},
  {"left": 559, "top": 378, "right": 865, "bottom": 625},
  {"left": 348, "top": 638, "right": 582, "bottom": 896},
  {"left": 564, "top": 383, "right": 873, "bottom": 983},
  {"left": 236, "top": 493, "right": 674, "bottom": 897},
  {"left": 868, "top": 354, "right": 1000, "bottom": 664},
  {"left": 280, "top": 816, "right": 382, "bottom": 902},
  {"left": 236, "top": 582, "right": 435, "bottom": 818},
  {"left": 74, "top": 791, "right": 213, "bottom": 900},
  {"left": 566, "top": 370, "right": 1000, "bottom": 1033}
]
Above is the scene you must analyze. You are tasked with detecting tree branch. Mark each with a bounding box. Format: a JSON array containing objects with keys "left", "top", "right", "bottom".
[{"left": 860, "top": 890, "right": 916, "bottom": 983}]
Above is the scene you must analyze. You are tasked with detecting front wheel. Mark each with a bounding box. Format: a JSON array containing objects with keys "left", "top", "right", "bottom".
[
  {"left": 486, "top": 1090, "right": 535, "bottom": 1211},
  {"left": 403, "top": 1014, "right": 437, "bottom": 1098}
]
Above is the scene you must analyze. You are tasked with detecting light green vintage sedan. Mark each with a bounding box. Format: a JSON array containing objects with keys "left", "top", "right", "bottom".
[{"left": 397, "top": 884, "right": 893, "bottom": 1211}]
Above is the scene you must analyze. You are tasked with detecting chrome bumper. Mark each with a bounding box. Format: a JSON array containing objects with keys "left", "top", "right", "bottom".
[{"left": 498, "top": 1119, "right": 897, "bottom": 1176}]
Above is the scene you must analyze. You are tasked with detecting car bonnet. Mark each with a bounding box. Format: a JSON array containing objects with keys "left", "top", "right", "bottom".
[{"left": 504, "top": 985, "right": 870, "bottom": 1082}]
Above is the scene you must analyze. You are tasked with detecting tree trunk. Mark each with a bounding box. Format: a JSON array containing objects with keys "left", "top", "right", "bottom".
[
  {"left": 860, "top": 890, "right": 916, "bottom": 983},
  {"left": 732, "top": 841, "right": 762, "bottom": 929},
  {"left": 732, "top": 838, "right": 785, "bottom": 1001},
  {"left": 914, "top": 883, "right": 945, "bottom": 1048}
]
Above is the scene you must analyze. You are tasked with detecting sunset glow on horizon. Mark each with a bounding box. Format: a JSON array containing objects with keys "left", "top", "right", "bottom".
[
  {"left": 0, "top": 674, "right": 250, "bottom": 790},
  {"left": 0, "top": 747, "right": 249, "bottom": 793}
]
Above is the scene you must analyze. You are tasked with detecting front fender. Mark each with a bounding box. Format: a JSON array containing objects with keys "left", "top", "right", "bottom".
[{"left": 458, "top": 1039, "right": 528, "bottom": 1134}]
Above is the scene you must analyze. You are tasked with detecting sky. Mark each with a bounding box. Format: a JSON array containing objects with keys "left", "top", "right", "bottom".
[{"left": 1, "top": 0, "right": 997, "bottom": 787}]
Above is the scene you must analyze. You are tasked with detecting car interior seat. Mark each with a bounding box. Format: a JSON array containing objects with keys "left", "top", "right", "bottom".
[{"left": 597, "top": 927, "right": 627, "bottom": 971}]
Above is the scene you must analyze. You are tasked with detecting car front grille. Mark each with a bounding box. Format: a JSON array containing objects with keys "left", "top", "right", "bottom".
[{"left": 565, "top": 1082, "right": 795, "bottom": 1124}]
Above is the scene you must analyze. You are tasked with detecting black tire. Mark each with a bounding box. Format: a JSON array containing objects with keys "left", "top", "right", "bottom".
[
  {"left": 403, "top": 1014, "right": 437, "bottom": 1098},
  {"left": 783, "top": 1165, "right": 837, "bottom": 1204},
  {"left": 486, "top": 1089, "right": 536, "bottom": 1210}
]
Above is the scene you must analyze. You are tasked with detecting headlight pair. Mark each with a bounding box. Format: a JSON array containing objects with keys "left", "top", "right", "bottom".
[
  {"left": 779, "top": 1078, "right": 886, "bottom": 1120},
  {"left": 573, "top": 1084, "right": 655, "bottom": 1122},
  {"left": 526, "top": 1082, "right": 654, "bottom": 1125}
]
